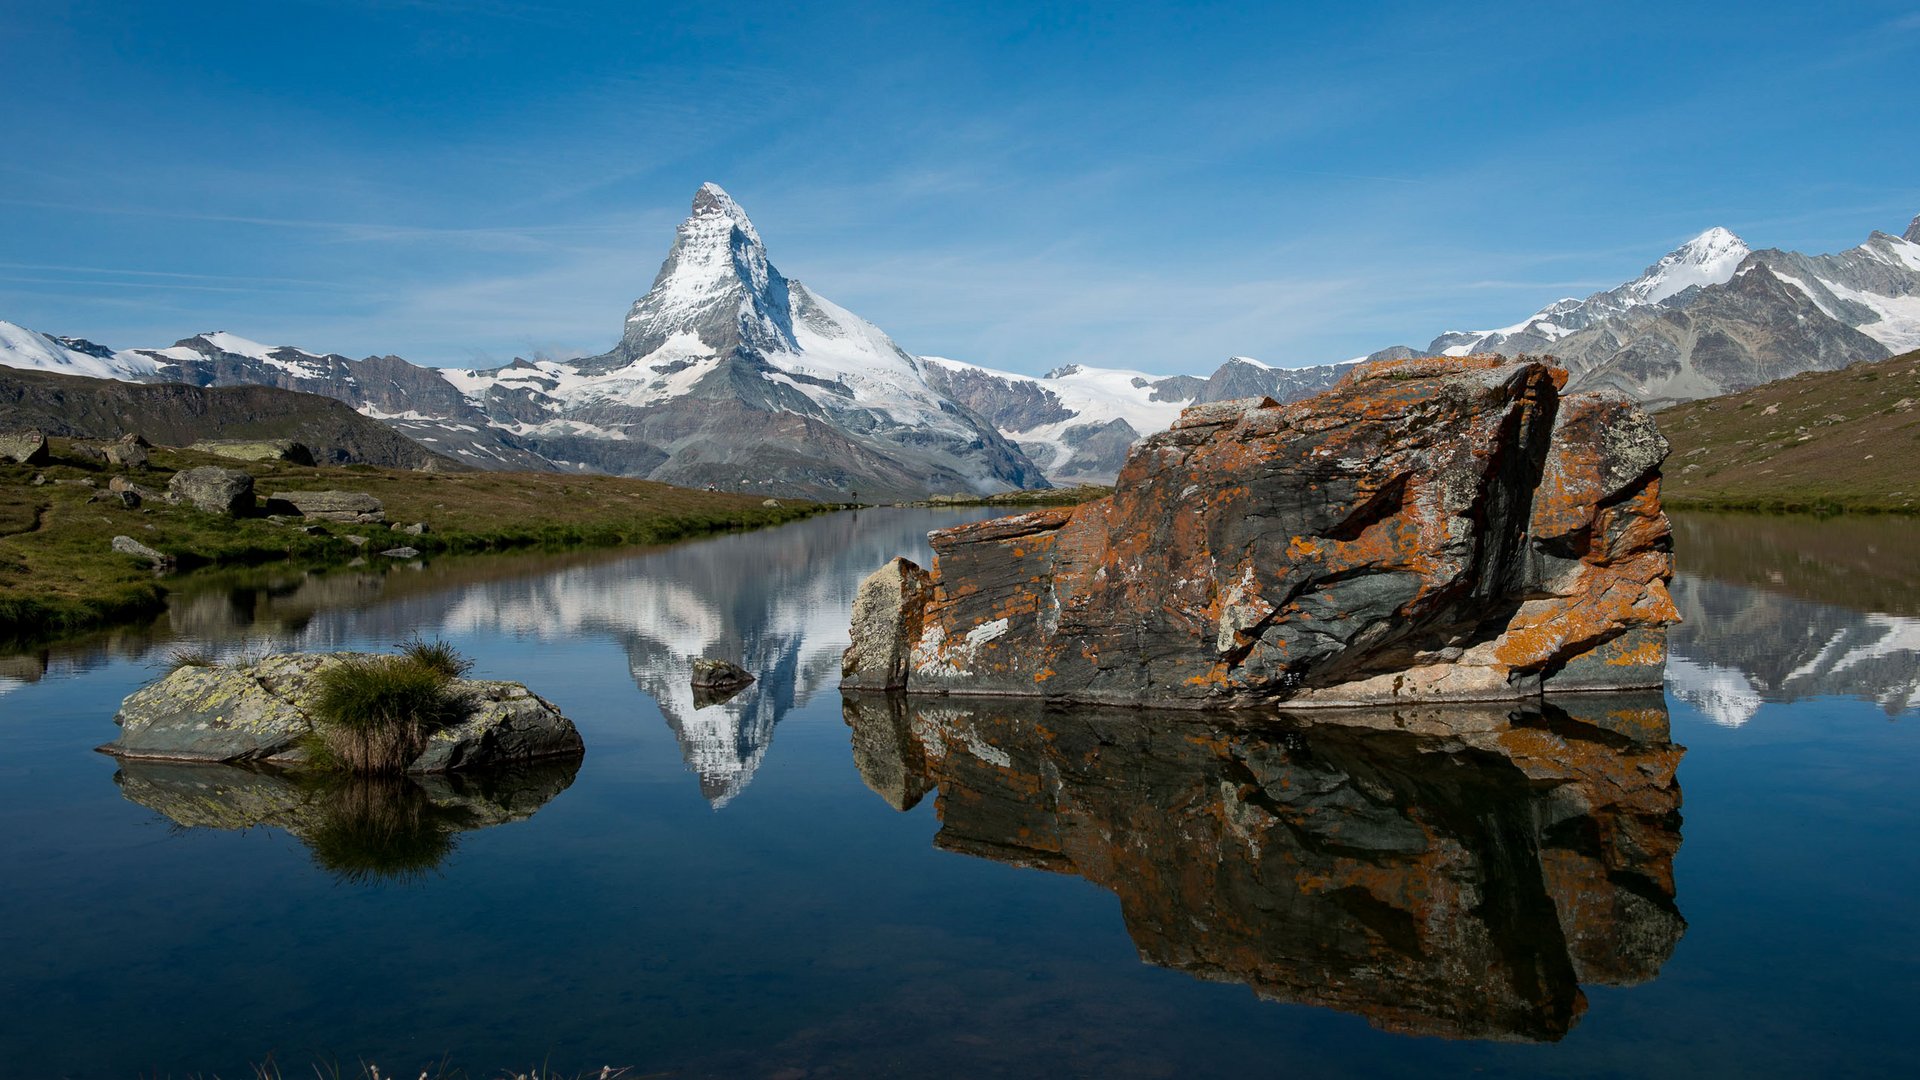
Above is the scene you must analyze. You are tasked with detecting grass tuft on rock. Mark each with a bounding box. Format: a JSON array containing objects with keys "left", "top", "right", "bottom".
[
  {"left": 399, "top": 634, "right": 473, "bottom": 678},
  {"left": 310, "top": 651, "right": 472, "bottom": 773}
]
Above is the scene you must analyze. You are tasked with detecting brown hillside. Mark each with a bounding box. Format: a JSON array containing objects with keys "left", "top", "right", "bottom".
[{"left": 1656, "top": 349, "right": 1920, "bottom": 512}]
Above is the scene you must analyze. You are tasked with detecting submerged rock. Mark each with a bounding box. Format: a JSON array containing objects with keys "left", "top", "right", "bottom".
[
  {"left": 844, "top": 356, "right": 1678, "bottom": 708},
  {"left": 690, "top": 658, "right": 755, "bottom": 690},
  {"left": 100, "top": 652, "right": 583, "bottom": 772},
  {"left": 843, "top": 691, "right": 1685, "bottom": 1041}
]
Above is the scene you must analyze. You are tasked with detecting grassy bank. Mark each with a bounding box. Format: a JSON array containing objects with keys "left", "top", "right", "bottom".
[
  {"left": 1658, "top": 349, "right": 1920, "bottom": 514},
  {"left": 0, "top": 440, "right": 827, "bottom": 645}
]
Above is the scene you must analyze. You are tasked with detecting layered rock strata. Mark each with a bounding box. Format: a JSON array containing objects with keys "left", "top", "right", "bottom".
[
  {"left": 843, "top": 356, "right": 1678, "bottom": 708},
  {"left": 843, "top": 692, "right": 1685, "bottom": 1041}
]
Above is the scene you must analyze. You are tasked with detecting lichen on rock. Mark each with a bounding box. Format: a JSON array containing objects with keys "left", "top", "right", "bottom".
[{"left": 842, "top": 355, "right": 1678, "bottom": 708}]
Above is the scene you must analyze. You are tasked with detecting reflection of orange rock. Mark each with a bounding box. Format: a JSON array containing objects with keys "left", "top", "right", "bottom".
[
  {"left": 845, "top": 357, "right": 1677, "bottom": 710},
  {"left": 845, "top": 693, "right": 1685, "bottom": 1042}
]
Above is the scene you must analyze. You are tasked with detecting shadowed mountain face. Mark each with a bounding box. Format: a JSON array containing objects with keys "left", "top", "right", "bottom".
[{"left": 845, "top": 693, "right": 1685, "bottom": 1042}]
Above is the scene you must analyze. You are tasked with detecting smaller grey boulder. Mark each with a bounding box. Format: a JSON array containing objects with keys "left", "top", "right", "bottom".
[
  {"left": 380, "top": 546, "right": 420, "bottom": 559},
  {"left": 265, "top": 490, "right": 385, "bottom": 523},
  {"left": 104, "top": 435, "right": 149, "bottom": 469},
  {"left": 691, "top": 658, "right": 755, "bottom": 690},
  {"left": 111, "top": 535, "right": 172, "bottom": 569},
  {"left": 0, "top": 429, "right": 50, "bottom": 466},
  {"left": 168, "top": 466, "right": 255, "bottom": 516},
  {"left": 190, "top": 439, "right": 316, "bottom": 466}
]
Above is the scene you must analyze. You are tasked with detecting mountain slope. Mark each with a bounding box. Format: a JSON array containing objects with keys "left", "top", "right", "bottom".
[
  {"left": 0, "top": 365, "right": 456, "bottom": 469},
  {"left": 1657, "top": 348, "right": 1920, "bottom": 511}
]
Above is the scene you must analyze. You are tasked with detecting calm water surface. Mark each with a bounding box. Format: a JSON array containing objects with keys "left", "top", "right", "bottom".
[{"left": 0, "top": 508, "right": 1915, "bottom": 1077}]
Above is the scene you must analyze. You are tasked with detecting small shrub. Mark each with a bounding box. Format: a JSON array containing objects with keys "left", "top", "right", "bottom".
[
  {"left": 310, "top": 653, "right": 471, "bottom": 773},
  {"left": 399, "top": 634, "right": 473, "bottom": 678}
]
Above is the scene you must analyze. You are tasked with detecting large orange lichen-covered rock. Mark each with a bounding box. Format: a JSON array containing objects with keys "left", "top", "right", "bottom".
[{"left": 843, "top": 355, "right": 1677, "bottom": 707}]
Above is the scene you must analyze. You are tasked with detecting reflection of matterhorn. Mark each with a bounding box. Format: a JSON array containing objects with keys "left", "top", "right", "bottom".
[{"left": 416, "top": 509, "right": 957, "bottom": 805}]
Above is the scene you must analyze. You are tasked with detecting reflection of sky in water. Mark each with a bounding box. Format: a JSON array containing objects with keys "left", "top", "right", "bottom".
[{"left": 0, "top": 509, "right": 1916, "bottom": 1076}]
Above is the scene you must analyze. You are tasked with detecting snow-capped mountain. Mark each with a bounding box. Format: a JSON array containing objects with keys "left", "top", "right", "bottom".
[
  {"left": 924, "top": 354, "right": 1359, "bottom": 483},
  {"left": 431, "top": 183, "right": 1046, "bottom": 497},
  {"left": 1413, "top": 215, "right": 1920, "bottom": 407},
  {"left": 0, "top": 320, "right": 160, "bottom": 380},
  {"left": 1428, "top": 227, "right": 1754, "bottom": 357},
  {"left": 0, "top": 184, "right": 1046, "bottom": 499}
]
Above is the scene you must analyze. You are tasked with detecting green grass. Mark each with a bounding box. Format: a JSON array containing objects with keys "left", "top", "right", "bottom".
[
  {"left": 923, "top": 483, "right": 1113, "bottom": 507},
  {"left": 0, "top": 439, "right": 830, "bottom": 646},
  {"left": 308, "top": 653, "right": 471, "bottom": 774},
  {"left": 1658, "top": 349, "right": 1920, "bottom": 514}
]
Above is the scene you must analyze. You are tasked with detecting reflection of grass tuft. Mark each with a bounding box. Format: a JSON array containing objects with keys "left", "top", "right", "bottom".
[
  {"left": 311, "top": 652, "right": 471, "bottom": 773},
  {"left": 301, "top": 775, "right": 458, "bottom": 885}
]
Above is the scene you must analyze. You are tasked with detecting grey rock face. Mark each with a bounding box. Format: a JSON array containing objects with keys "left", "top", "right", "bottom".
[
  {"left": 167, "top": 466, "right": 255, "bottom": 516},
  {"left": 265, "top": 489, "right": 386, "bottom": 522},
  {"left": 102, "top": 653, "right": 583, "bottom": 773},
  {"left": 0, "top": 428, "right": 49, "bottom": 465},
  {"left": 842, "top": 557, "right": 934, "bottom": 691}
]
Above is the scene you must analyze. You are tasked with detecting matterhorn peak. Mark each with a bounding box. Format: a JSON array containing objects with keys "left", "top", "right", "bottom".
[
  {"left": 690, "top": 181, "right": 762, "bottom": 246},
  {"left": 1904, "top": 213, "right": 1920, "bottom": 244},
  {"left": 600, "top": 182, "right": 795, "bottom": 366}
]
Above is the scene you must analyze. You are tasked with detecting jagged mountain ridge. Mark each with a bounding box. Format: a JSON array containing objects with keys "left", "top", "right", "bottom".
[
  {"left": 1415, "top": 215, "right": 1920, "bottom": 406},
  {"left": 6, "top": 201, "right": 1916, "bottom": 485},
  {"left": 0, "top": 185, "right": 1047, "bottom": 500}
]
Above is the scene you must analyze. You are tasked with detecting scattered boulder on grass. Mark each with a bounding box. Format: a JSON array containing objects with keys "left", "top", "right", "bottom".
[
  {"left": 99, "top": 652, "right": 583, "bottom": 773},
  {"left": 190, "top": 439, "right": 317, "bottom": 466},
  {"left": 167, "top": 466, "right": 255, "bottom": 516},
  {"left": 111, "top": 535, "right": 172, "bottom": 570},
  {"left": 392, "top": 521, "right": 428, "bottom": 536},
  {"left": 264, "top": 489, "right": 385, "bottom": 523},
  {"left": 762, "top": 498, "right": 782, "bottom": 508},
  {"left": 0, "top": 429, "right": 50, "bottom": 466},
  {"left": 104, "top": 434, "right": 150, "bottom": 468}
]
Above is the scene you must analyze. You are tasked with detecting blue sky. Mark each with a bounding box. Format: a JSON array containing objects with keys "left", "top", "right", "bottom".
[{"left": 3, "top": 0, "right": 1917, "bottom": 374}]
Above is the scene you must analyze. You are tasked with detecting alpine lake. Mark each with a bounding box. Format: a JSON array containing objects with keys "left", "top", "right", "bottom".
[{"left": 1, "top": 507, "right": 1915, "bottom": 1078}]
